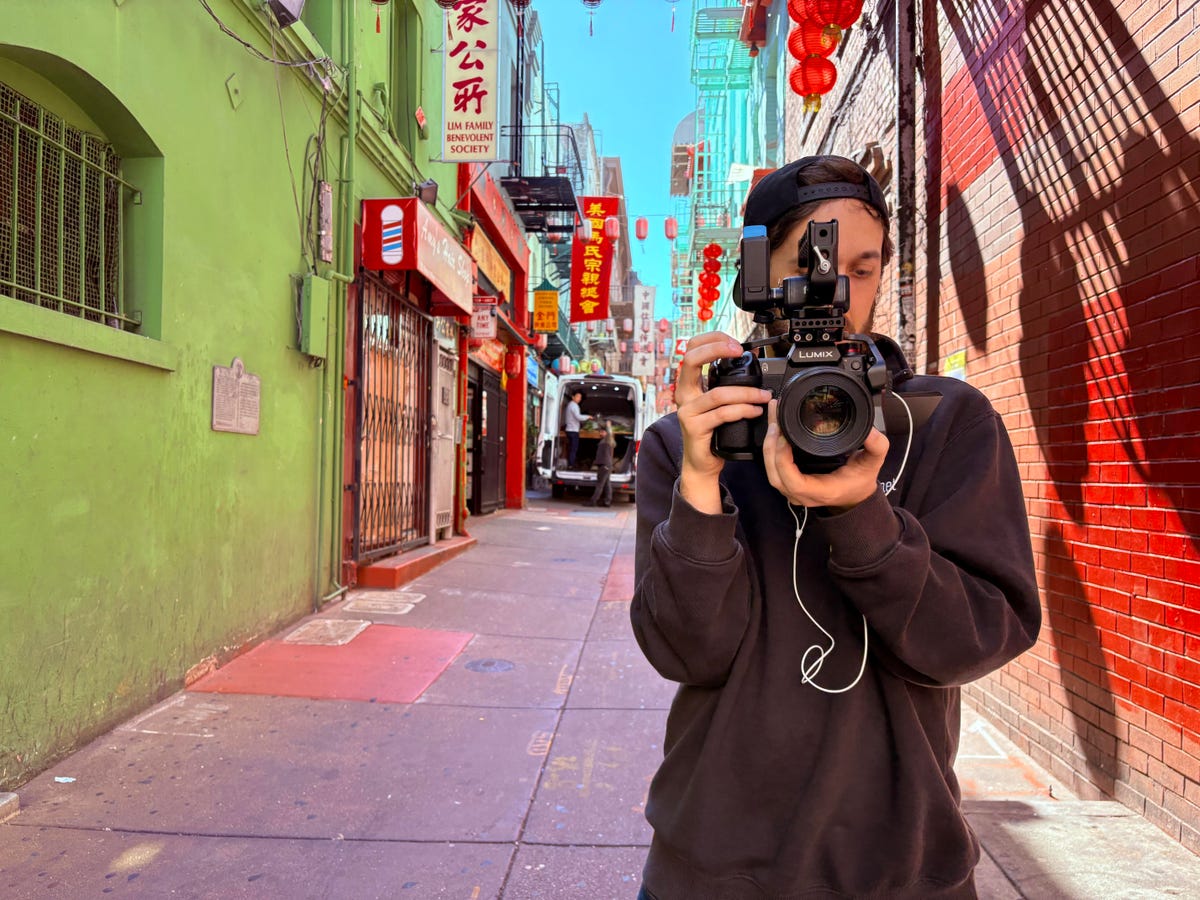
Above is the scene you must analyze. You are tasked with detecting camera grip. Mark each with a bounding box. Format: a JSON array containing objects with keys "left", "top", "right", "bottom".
[{"left": 708, "top": 351, "right": 762, "bottom": 460}]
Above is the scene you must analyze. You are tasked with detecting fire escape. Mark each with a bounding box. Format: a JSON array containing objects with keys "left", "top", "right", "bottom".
[
  {"left": 498, "top": 10, "right": 587, "bottom": 362},
  {"left": 671, "top": 0, "right": 760, "bottom": 340}
]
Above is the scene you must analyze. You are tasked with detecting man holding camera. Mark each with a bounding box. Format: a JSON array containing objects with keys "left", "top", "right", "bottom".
[{"left": 631, "top": 156, "right": 1041, "bottom": 899}]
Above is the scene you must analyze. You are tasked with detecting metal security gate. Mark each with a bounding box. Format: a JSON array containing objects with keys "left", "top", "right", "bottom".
[
  {"left": 471, "top": 367, "right": 507, "bottom": 515},
  {"left": 353, "top": 273, "right": 432, "bottom": 562}
]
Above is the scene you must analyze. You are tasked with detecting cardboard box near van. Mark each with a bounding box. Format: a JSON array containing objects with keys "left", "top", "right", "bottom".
[{"left": 536, "top": 373, "right": 654, "bottom": 502}]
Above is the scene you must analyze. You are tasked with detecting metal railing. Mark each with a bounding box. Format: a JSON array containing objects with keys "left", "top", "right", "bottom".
[{"left": 0, "top": 82, "right": 140, "bottom": 330}]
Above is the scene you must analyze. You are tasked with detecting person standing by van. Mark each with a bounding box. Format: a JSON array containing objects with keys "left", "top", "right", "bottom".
[
  {"left": 564, "top": 390, "right": 591, "bottom": 469},
  {"left": 584, "top": 421, "right": 615, "bottom": 507}
]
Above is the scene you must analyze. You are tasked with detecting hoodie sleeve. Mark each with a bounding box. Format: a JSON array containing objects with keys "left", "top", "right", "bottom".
[
  {"left": 630, "top": 420, "right": 753, "bottom": 687},
  {"left": 817, "top": 406, "right": 1041, "bottom": 687}
]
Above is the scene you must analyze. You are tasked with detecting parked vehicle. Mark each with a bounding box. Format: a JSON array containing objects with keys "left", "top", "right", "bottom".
[{"left": 536, "top": 373, "right": 648, "bottom": 502}]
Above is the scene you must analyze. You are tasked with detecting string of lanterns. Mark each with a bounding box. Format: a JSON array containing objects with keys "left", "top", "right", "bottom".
[{"left": 786, "top": 0, "right": 864, "bottom": 113}]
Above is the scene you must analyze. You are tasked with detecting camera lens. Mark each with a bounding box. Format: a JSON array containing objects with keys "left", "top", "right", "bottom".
[
  {"left": 777, "top": 368, "right": 873, "bottom": 461},
  {"left": 799, "top": 386, "right": 852, "bottom": 437}
]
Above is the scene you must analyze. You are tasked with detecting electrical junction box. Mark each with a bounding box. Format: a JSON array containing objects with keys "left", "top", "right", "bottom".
[{"left": 300, "top": 273, "right": 331, "bottom": 360}]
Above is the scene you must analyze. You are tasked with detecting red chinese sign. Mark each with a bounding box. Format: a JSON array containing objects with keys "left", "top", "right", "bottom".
[
  {"left": 442, "top": 0, "right": 499, "bottom": 163},
  {"left": 570, "top": 196, "right": 619, "bottom": 323}
]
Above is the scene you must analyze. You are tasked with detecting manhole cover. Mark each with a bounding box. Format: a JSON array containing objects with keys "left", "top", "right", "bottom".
[
  {"left": 465, "top": 658, "right": 516, "bottom": 673},
  {"left": 283, "top": 619, "right": 370, "bottom": 646},
  {"left": 344, "top": 593, "right": 425, "bottom": 615}
]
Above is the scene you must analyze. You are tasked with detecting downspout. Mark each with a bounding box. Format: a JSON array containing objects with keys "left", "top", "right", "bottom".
[
  {"left": 895, "top": 0, "right": 918, "bottom": 364},
  {"left": 316, "top": 0, "right": 359, "bottom": 607}
]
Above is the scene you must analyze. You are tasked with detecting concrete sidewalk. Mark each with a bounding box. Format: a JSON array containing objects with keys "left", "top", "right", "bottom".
[{"left": 2, "top": 496, "right": 1198, "bottom": 899}]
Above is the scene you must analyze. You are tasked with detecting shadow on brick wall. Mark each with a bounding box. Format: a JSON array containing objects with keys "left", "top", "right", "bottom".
[{"left": 940, "top": 0, "right": 1200, "bottom": 537}]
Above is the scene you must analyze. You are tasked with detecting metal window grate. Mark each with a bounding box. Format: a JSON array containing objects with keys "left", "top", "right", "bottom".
[{"left": 0, "top": 81, "right": 140, "bottom": 330}]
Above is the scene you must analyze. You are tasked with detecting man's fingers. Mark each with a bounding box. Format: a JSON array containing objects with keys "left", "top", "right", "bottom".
[{"left": 674, "top": 332, "right": 745, "bottom": 405}]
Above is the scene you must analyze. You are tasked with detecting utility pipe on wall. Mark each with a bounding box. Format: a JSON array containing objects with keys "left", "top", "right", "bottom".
[{"left": 895, "top": 0, "right": 917, "bottom": 364}]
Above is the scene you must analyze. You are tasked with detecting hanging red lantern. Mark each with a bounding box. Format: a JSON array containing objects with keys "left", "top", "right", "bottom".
[
  {"left": 582, "top": 0, "right": 603, "bottom": 36},
  {"left": 664, "top": 216, "right": 679, "bottom": 240},
  {"left": 371, "top": 0, "right": 389, "bottom": 33},
  {"left": 635, "top": 217, "right": 649, "bottom": 241},
  {"left": 620, "top": 341, "right": 627, "bottom": 353},
  {"left": 603, "top": 215, "right": 620, "bottom": 241},
  {"left": 533, "top": 334, "right": 548, "bottom": 352},
  {"left": 788, "top": 19, "right": 838, "bottom": 59},
  {"left": 794, "top": 0, "right": 864, "bottom": 44},
  {"left": 623, "top": 317, "right": 633, "bottom": 333},
  {"left": 697, "top": 294, "right": 716, "bottom": 310},
  {"left": 658, "top": 318, "right": 670, "bottom": 333},
  {"left": 505, "top": 349, "right": 523, "bottom": 378},
  {"left": 698, "top": 271, "right": 720, "bottom": 288},
  {"left": 702, "top": 242, "right": 724, "bottom": 259},
  {"left": 698, "top": 307, "right": 715, "bottom": 322},
  {"left": 698, "top": 285, "right": 720, "bottom": 303},
  {"left": 703, "top": 258, "right": 722, "bottom": 274},
  {"left": 790, "top": 57, "right": 838, "bottom": 113}
]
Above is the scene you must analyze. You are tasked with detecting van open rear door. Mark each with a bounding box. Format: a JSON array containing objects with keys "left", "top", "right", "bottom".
[{"left": 536, "top": 371, "right": 560, "bottom": 483}]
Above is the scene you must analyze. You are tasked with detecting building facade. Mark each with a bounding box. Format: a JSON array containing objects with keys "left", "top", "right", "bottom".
[{"left": 0, "top": 0, "right": 571, "bottom": 788}]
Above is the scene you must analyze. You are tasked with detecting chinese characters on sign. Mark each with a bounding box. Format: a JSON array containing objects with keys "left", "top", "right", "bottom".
[
  {"left": 442, "top": 0, "right": 499, "bottom": 163},
  {"left": 631, "top": 286, "right": 657, "bottom": 377},
  {"left": 533, "top": 285, "right": 560, "bottom": 333},
  {"left": 570, "top": 196, "right": 619, "bottom": 323}
]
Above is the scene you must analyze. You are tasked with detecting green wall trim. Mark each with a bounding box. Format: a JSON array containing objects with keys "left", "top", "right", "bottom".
[{"left": 0, "top": 296, "right": 179, "bottom": 371}]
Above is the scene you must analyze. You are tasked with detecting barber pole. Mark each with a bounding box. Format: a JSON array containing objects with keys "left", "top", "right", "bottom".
[{"left": 380, "top": 203, "right": 405, "bottom": 265}]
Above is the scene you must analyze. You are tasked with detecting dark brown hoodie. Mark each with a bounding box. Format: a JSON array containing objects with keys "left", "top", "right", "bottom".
[{"left": 632, "top": 372, "right": 1041, "bottom": 899}]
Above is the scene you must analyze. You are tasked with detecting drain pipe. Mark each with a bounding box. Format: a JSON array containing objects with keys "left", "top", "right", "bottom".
[
  {"left": 313, "top": 0, "right": 358, "bottom": 610},
  {"left": 895, "top": 0, "right": 917, "bottom": 365}
]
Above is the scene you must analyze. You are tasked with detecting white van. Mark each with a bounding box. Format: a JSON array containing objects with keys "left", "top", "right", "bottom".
[{"left": 536, "top": 373, "right": 648, "bottom": 502}]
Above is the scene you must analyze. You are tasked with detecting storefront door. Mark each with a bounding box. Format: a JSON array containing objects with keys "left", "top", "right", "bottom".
[
  {"left": 469, "top": 366, "right": 506, "bottom": 515},
  {"left": 352, "top": 273, "right": 433, "bottom": 561}
]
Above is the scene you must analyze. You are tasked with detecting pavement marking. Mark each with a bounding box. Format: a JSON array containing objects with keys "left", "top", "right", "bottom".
[
  {"left": 554, "top": 665, "right": 574, "bottom": 695},
  {"left": 527, "top": 731, "right": 554, "bottom": 756}
]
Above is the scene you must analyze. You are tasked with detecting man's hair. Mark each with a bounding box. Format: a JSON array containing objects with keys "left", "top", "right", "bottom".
[{"left": 755, "top": 156, "right": 894, "bottom": 267}]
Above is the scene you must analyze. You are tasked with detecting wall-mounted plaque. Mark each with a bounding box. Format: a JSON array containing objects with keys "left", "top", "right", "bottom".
[{"left": 212, "top": 357, "right": 261, "bottom": 435}]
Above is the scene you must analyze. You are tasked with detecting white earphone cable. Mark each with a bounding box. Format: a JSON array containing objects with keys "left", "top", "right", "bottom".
[{"left": 788, "top": 391, "right": 914, "bottom": 694}]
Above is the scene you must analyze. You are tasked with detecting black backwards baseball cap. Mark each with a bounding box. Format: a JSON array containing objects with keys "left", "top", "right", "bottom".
[{"left": 743, "top": 155, "right": 889, "bottom": 233}]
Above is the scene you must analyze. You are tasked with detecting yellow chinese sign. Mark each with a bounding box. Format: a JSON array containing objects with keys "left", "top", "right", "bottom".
[{"left": 533, "top": 286, "right": 559, "bottom": 333}]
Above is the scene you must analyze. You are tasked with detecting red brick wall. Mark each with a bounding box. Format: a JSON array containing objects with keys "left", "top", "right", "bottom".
[{"left": 784, "top": 0, "right": 1200, "bottom": 852}]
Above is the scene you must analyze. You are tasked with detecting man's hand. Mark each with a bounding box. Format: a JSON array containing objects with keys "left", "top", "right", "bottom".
[
  {"left": 762, "top": 400, "right": 889, "bottom": 511},
  {"left": 674, "top": 332, "right": 773, "bottom": 514}
]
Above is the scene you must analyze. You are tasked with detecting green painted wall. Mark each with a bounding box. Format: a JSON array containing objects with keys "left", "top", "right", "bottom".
[{"left": 0, "top": 0, "right": 460, "bottom": 788}]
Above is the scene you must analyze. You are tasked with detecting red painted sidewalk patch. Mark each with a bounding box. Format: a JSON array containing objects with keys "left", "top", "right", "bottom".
[
  {"left": 189, "top": 624, "right": 473, "bottom": 703},
  {"left": 600, "top": 556, "right": 634, "bottom": 602}
]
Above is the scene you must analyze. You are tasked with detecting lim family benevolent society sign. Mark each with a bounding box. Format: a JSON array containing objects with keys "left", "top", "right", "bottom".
[{"left": 442, "top": 0, "right": 500, "bottom": 163}]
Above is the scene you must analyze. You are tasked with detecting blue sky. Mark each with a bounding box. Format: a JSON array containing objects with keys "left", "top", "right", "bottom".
[{"left": 533, "top": 0, "right": 696, "bottom": 319}]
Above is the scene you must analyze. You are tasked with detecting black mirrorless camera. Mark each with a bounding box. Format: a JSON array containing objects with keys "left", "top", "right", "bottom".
[{"left": 706, "top": 219, "right": 888, "bottom": 473}]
